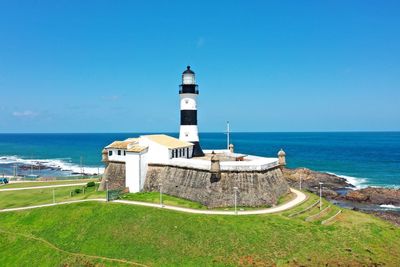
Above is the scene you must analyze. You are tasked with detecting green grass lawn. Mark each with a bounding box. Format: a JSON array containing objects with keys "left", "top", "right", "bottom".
[
  {"left": 0, "top": 178, "right": 98, "bottom": 189},
  {"left": 0, "top": 185, "right": 105, "bottom": 209},
  {"left": 121, "top": 192, "right": 207, "bottom": 209},
  {"left": 120, "top": 191, "right": 296, "bottom": 211},
  {"left": 0, "top": 192, "right": 399, "bottom": 266}
]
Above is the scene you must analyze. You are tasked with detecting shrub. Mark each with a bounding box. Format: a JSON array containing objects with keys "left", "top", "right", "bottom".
[
  {"left": 74, "top": 188, "right": 82, "bottom": 194},
  {"left": 87, "top": 181, "right": 96, "bottom": 187}
]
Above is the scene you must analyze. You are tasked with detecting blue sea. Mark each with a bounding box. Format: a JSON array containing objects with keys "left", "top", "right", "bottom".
[{"left": 0, "top": 132, "right": 399, "bottom": 188}]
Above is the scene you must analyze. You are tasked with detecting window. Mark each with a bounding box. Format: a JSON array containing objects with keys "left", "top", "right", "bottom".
[
  {"left": 186, "top": 147, "right": 189, "bottom": 158},
  {"left": 118, "top": 150, "right": 121, "bottom": 156},
  {"left": 124, "top": 150, "right": 126, "bottom": 156},
  {"left": 109, "top": 151, "right": 113, "bottom": 156}
]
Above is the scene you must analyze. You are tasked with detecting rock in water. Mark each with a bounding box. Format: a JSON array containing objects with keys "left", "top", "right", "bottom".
[{"left": 344, "top": 187, "right": 400, "bottom": 205}]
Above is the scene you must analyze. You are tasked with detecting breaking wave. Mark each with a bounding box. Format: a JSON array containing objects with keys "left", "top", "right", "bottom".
[
  {"left": 379, "top": 204, "right": 400, "bottom": 210},
  {"left": 325, "top": 172, "right": 369, "bottom": 189},
  {"left": 0, "top": 155, "right": 104, "bottom": 175}
]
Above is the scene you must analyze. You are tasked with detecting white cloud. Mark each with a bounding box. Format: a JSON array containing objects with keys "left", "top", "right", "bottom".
[{"left": 12, "top": 110, "right": 39, "bottom": 118}]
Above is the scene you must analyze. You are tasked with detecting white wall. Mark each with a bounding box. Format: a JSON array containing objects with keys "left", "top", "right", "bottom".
[
  {"left": 107, "top": 149, "right": 126, "bottom": 162},
  {"left": 139, "top": 151, "right": 148, "bottom": 191},
  {"left": 125, "top": 150, "right": 149, "bottom": 193},
  {"left": 139, "top": 137, "right": 170, "bottom": 163}
]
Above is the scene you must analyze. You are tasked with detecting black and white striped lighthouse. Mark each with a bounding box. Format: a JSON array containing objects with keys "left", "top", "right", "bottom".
[{"left": 179, "top": 66, "right": 204, "bottom": 157}]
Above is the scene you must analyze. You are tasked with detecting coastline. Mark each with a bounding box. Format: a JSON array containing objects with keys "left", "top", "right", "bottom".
[
  {"left": 283, "top": 167, "right": 400, "bottom": 226},
  {"left": 0, "top": 155, "right": 104, "bottom": 177}
]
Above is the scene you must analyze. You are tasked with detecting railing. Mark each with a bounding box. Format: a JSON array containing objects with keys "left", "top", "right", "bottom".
[
  {"left": 288, "top": 199, "right": 320, "bottom": 217},
  {"left": 321, "top": 210, "right": 342, "bottom": 225},
  {"left": 305, "top": 205, "right": 331, "bottom": 222},
  {"left": 150, "top": 157, "right": 280, "bottom": 172}
]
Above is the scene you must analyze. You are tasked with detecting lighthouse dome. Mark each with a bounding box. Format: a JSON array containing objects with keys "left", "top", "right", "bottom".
[
  {"left": 183, "top": 66, "right": 195, "bottom": 74},
  {"left": 182, "top": 66, "right": 195, "bottom": 84}
]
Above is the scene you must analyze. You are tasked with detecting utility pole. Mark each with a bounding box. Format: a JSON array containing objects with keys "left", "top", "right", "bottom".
[
  {"left": 233, "top": 186, "right": 238, "bottom": 215},
  {"left": 80, "top": 156, "right": 84, "bottom": 176},
  {"left": 319, "top": 182, "right": 323, "bottom": 210},
  {"left": 299, "top": 172, "right": 302, "bottom": 191},
  {"left": 13, "top": 163, "right": 17, "bottom": 179}
]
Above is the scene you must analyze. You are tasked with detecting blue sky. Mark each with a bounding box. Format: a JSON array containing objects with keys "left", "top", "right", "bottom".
[{"left": 0, "top": 1, "right": 399, "bottom": 133}]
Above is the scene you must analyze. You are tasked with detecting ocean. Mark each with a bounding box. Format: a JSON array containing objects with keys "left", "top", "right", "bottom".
[{"left": 0, "top": 132, "right": 399, "bottom": 188}]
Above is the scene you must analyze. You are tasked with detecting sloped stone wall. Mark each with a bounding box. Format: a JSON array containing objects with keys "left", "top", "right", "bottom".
[
  {"left": 143, "top": 164, "right": 290, "bottom": 208},
  {"left": 99, "top": 162, "right": 126, "bottom": 191}
]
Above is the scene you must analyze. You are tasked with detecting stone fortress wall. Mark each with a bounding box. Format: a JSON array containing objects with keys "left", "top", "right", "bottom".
[
  {"left": 99, "top": 161, "right": 126, "bottom": 191},
  {"left": 143, "top": 164, "right": 290, "bottom": 208}
]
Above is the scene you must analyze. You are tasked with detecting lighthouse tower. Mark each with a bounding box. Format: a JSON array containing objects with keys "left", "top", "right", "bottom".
[{"left": 179, "top": 66, "right": 204, "bottom": 157}]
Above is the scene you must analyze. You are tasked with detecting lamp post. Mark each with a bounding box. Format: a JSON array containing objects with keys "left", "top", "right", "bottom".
[
  {"left": 319, "top": 182, "right": 323, "bottom": 210},
  {"left": 159, "top": 183, "right": 163, "bottom": 207},
  {"left": 299, "top": 172, "right": 302, "bottom": 191},
  {"left": 233, "top": 186, "right": 238, "bottom": 215}
]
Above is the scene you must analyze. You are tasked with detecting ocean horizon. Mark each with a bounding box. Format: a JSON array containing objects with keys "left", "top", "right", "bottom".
[{"left": 1, "top": 132, "right": 399, "bottom": 188}]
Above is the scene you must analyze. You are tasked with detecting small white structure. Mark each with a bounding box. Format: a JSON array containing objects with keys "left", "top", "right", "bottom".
[{"left": 104, "top": 134, "right": 194, "bottom": 192}]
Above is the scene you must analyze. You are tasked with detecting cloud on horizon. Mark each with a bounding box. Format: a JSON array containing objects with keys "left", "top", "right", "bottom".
[{"left": 12, "top": 110, "right": 39, "bottom": 118}]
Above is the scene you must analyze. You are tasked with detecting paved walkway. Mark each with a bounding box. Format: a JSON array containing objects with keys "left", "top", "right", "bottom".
[
  {"left": 115, "top": 188, "right": 307, "bottom": 215},
  {"left": 0, "top": 183, "right": 89, "bottom": 192},
  {"left": 0, "top": 188, "right": 307, "bottom": 215}
]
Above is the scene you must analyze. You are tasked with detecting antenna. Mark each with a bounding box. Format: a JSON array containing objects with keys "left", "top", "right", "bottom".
[{"left": 226, "top": 121, "right": 230, "bottom": 150}]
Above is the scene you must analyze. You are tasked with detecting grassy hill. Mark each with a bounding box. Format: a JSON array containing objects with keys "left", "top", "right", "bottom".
[
  {"left": 0, "top": 192, "right": 399, "bottom": 266},
  {"left": 0, "top": 184, "right": 104, "bottom": 210}
]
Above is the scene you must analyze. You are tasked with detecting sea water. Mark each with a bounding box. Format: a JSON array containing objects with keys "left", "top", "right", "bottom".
[{"left": 0, "top": 132, "right": 399, "bottom": 188}]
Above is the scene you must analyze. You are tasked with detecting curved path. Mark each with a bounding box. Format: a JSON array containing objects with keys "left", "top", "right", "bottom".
[
  {"left": 115, "top": 188, "right": 306, "bottom": 215},
  {"left": 0, "top": 188, "right": 307, "bottom": 215}
]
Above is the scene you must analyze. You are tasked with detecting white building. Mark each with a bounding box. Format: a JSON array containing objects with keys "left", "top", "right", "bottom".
[{"left": 104, "top": 134, "right": 194, "bottom": 192}]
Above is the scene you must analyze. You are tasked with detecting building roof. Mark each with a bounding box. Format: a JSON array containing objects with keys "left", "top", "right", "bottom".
[
  {"left": 126, "top": 145, "right": 148, "bottom": 153},
  {"left": 106, "top": 140, "right": 132, "bottom": 149},
  {"left": 143, "top": 134, "right": 193, "bottom": 149}
]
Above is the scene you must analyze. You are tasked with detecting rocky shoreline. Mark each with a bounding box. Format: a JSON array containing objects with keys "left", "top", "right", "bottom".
[{"left": 283, "top": 167, "right": 400, "bottom": 226}]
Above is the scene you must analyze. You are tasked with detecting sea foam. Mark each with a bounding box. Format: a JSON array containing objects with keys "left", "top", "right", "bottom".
[
  {"left": 0, "top": 155, "right": 104, "bottom": 175},
  {"left": 379, "top": 204, "right": 400, "bottom": 210},
  {"left": 325, "top": 172, "right": 369, "bottom": 189}
]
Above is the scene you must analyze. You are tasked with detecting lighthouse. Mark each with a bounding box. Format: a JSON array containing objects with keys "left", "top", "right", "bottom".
[{"left": 179, "top": 66, "right": 204, "bottom": 157}]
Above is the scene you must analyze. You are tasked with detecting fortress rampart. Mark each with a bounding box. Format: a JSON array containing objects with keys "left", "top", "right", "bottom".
[{"left": 143, "top": 163, "right": 290, "bottom": 208}]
